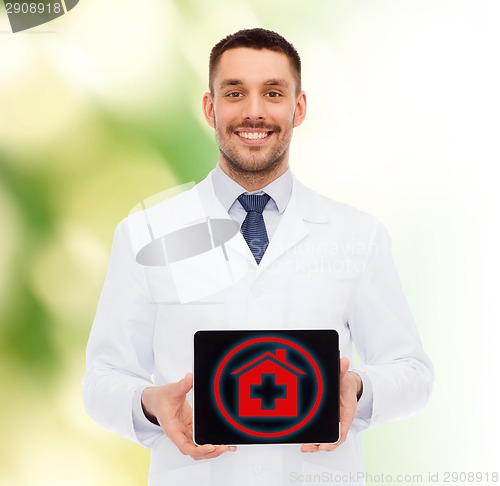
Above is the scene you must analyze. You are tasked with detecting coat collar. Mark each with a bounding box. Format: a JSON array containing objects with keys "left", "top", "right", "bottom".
[
  {"left": 194, "top": 170, "right": 329, "bottom": 272},
  {"left": 212, "top": 163, "right": 292, "bottom": 216}
]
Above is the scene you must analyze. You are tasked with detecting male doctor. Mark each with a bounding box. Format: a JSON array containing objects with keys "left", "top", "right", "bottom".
[{"left": 83, "top": 28, "right": 433, "bottom": 485}]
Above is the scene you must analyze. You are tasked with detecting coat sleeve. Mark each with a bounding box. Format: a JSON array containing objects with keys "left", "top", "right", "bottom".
[
  {"left": 82, "top": 218, "right": 164, "bottom": 447},
  {"left": 348, "top": 221, "right": 434, "bottom": 432}
]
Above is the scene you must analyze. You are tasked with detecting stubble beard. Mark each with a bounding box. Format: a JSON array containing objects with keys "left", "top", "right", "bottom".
[{"left": 215, "top": 120, "right": 292, "bottom": 179}]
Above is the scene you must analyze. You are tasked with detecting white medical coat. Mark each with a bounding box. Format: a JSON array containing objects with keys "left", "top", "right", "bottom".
[{"left": 83, "top": 172, "right": 433, "bottom": 486}]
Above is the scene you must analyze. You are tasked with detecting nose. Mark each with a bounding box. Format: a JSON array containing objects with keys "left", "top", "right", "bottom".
[{"left": 242, "top": 93, "right": 266, "bottom": 121}]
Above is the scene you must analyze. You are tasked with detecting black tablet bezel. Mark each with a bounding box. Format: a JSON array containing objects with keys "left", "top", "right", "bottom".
[{"left": 193, "top": 329, "right": 340, "bottom": 446}]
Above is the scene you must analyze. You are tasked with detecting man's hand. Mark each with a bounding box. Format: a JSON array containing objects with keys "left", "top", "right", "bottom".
[
  {"left": 141, "top": 373, "right": 237, "bottom": 460},
  {"left": 301, "top": 357, "right": 361, "bottom": 453}
]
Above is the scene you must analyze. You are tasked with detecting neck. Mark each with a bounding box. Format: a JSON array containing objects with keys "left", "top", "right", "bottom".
[{"left": 219, "top": 160, "right": 289, "bottom": 192}]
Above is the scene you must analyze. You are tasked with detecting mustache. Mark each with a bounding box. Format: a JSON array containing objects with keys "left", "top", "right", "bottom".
[{"left": 227, "top": 121, "right": 281, "bottom": 133}]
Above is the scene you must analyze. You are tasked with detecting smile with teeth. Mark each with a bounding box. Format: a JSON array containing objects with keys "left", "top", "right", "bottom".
[{"left": 237, "top": 131, "right": 271, "bottom": 140}]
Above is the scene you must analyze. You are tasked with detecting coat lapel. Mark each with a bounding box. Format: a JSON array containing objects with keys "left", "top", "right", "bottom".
[
  {"left": 195, "top": 172, "right": 329, "bottom": 274},
  {"left": 196, "top": 173, "right": 257, "bottom": 267},
  {"left": 257, "top": 178, "right": 329, "bottom": 273}
]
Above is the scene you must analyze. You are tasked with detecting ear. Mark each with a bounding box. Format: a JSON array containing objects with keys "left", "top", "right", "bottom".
[
  {"left": 293, "top": 90, "right": 307, "bottom": 128},
  {"left": 202, "top": 92, "right": 216, "bottom": 128}
]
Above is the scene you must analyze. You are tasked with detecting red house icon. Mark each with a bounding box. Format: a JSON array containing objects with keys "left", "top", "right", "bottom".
[{"left": 231, "top": 349, "right": 305, "bottom": 417}]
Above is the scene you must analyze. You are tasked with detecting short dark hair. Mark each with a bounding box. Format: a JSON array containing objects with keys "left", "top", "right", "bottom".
[{"left": 209, "top": 28, "right": 302, "bottom": 94}]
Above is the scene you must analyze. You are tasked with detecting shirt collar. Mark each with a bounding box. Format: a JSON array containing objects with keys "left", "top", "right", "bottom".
[{"left": 212, "top": 163, "right": 293, "bottom": 215}]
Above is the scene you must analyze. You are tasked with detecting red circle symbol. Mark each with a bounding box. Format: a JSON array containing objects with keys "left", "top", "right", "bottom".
[{"left": 214, "top": 337, "right": 323, "bottom": 438}]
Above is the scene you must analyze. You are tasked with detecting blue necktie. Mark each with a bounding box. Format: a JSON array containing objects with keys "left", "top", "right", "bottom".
[{"left": 238, "top": 193, "right": 271, "bottom": 264}]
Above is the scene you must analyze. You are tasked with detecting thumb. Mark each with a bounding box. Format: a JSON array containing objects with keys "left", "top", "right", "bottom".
[
  {"left": 174, "top": 372, "right": 193, "bottom": 396},
  {"left": 339, "top": 357, "right": 350, "bottom": 379}
]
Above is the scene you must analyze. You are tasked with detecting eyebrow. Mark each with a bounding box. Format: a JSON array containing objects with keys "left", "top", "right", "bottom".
[
  {"left": 219, "top": 79, "right": 243, "bottom": 89},
  {"left": 264, "top": 79, "right": 289, "bottom": 88},
  {"left": 218, "top": 78, "right": 289, "bottom": 89}
]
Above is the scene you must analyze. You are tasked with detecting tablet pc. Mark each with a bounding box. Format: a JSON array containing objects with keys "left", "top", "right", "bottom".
[{"left": 193, "top": 329, "right": 340, "bottom": 446}]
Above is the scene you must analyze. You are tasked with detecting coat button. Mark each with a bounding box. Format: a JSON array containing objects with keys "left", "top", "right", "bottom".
[{"left": 252, "top": 464, "right": 263, "bottom": 474}]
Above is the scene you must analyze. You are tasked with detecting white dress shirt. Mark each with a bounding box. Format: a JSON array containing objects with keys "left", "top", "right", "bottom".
[{"left": 211, "top": 164, "right": 292, "bottom": 240}]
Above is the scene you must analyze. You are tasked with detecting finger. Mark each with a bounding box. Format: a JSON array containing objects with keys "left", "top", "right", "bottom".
[
  {"left": 183, "top": 372, "right": 193, "bottom": 390},
  {"left": 192, "top": 444, "right": 237, "bottom": 460},
  {"left": 317, "top": 443, "right": 338, "bottom": 452},
  {"left": 339, "top": 357, "right": 350, "bottom": 379},
  {"left": 164, "top": 421, "right": 203, "bottom": 456},
  {"left": 301, "top": 442, "right": 340, "bottom": 453},
  {"left": 167, "top": 420, "right": 234, "bottom": 460},
  {"left": 167, "top": 373, "right": 193, "bottom": 400},
  {"left": 178, "top": 438, "right": 217, "bottom": 458},
  {"left": 179, "top": 373, "right": 193, "bottom": 395},
  {"left": 300, "top": 444, "right": 320, "bottom": 453}
]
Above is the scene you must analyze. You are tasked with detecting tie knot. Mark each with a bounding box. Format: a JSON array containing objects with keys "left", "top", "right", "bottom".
[{"left": 238, "top": 193, "right": 271, "bottom": 214}]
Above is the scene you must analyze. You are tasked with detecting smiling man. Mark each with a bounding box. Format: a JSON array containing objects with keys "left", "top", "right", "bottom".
[
  {"left": 83, "top": 29, "right": 433, "bottom": 486},
  {"left": 203, "top": 46, "right": 306, "bottom": 191}
]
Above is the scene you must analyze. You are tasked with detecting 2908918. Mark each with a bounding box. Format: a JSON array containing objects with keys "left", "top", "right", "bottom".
[
  {"left": 443, "top": 471, "right": 498, "bottom": 483},
  {"left": 5, "top": 2, "right": 62, "bottom": 14}
]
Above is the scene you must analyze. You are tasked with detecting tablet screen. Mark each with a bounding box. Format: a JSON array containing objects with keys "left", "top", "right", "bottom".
[{"left": 193, "top": 329, "right": 340, "bottom": 446}]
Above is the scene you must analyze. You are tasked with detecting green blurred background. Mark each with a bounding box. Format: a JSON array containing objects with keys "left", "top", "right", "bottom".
[{"left": 1, "top": 1, "right": 498, "bottom": 484}]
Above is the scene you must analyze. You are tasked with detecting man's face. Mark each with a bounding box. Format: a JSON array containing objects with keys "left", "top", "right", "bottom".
[{"left": 203, "top": 48, "right": 306, "bottom": 176}]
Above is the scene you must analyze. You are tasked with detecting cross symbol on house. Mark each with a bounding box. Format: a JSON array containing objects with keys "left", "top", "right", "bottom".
[
  {"left": 250, "top": 373, "right": 287, "bottom": 410},
  {"left": 231, "top": 348, "right": 305, "bottom": 417}
]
